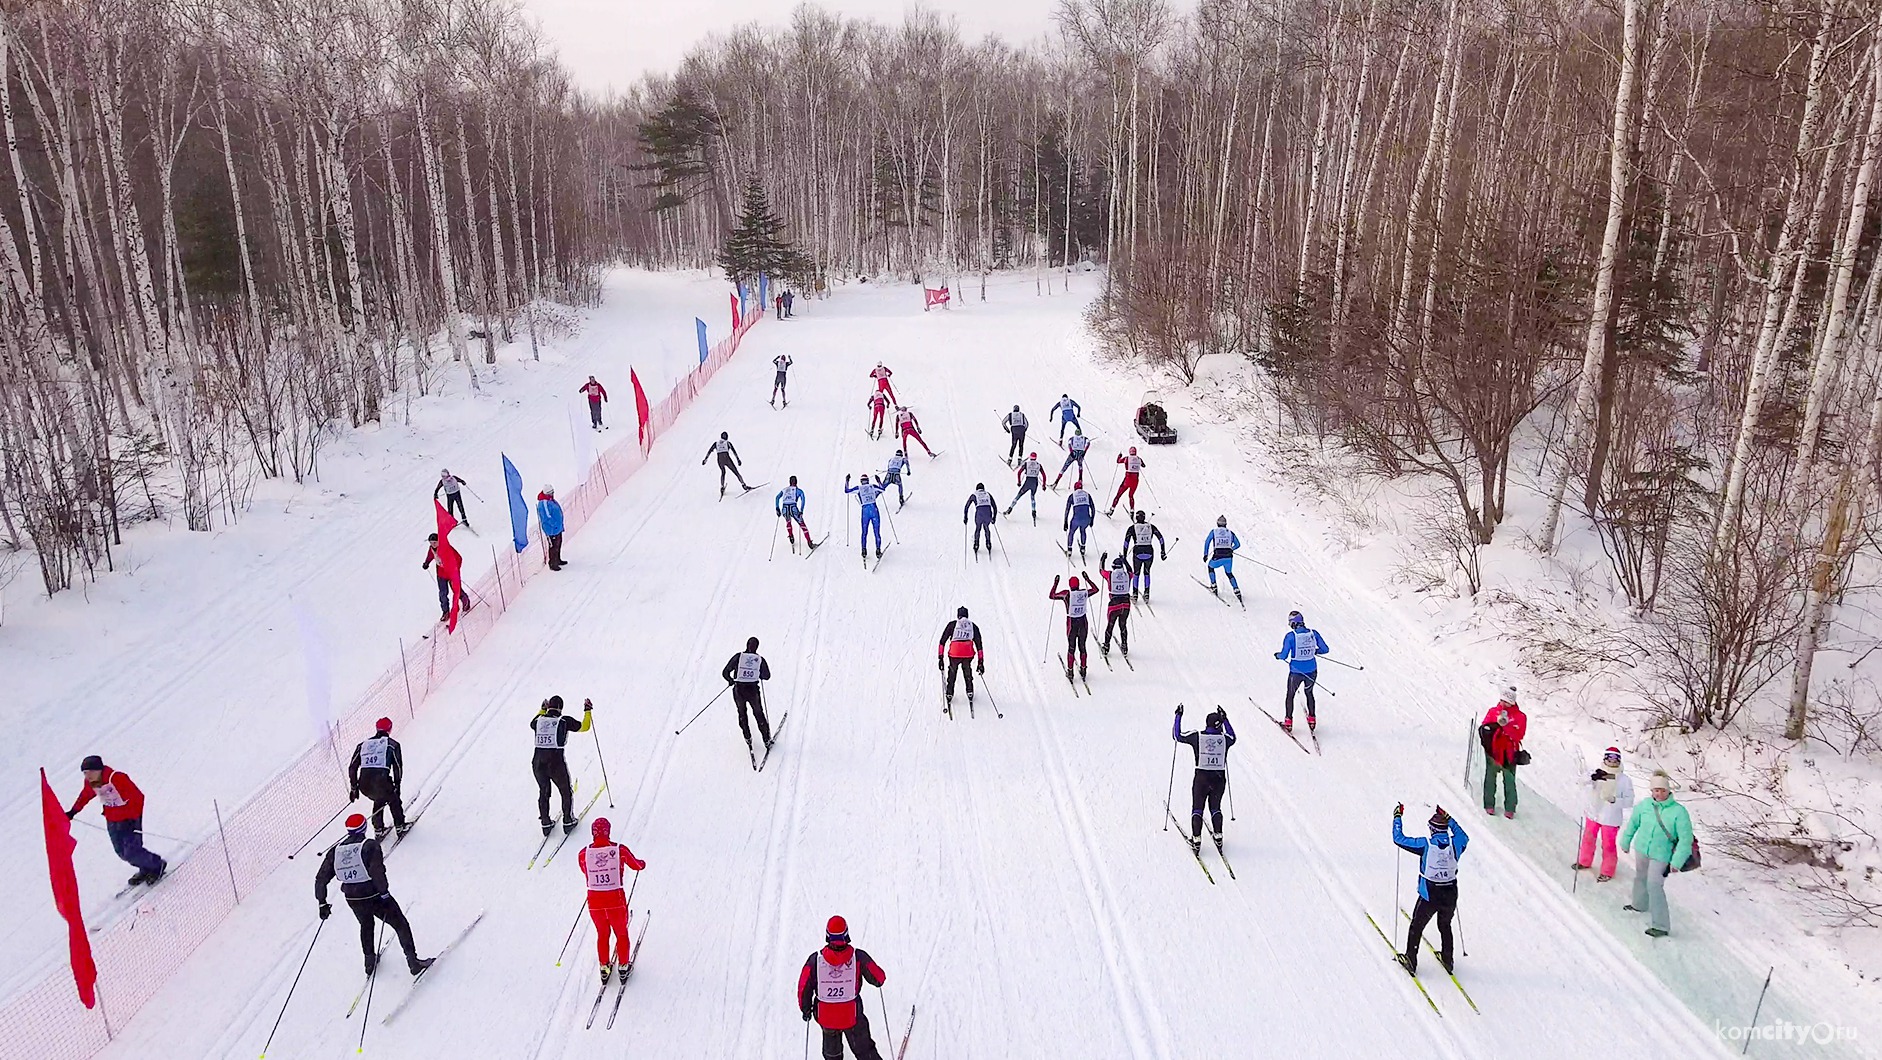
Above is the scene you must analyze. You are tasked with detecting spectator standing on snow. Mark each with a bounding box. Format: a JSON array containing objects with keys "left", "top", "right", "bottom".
[
  {"left": 348, "top": 718, "right": 408, "bottom": 839},
  {"left": 1619, "top": 770, "right": 1694, "bottom": 938},
  {"left": 797, "top": 915, "right": 888, "bottom": 1060},
  {"left": 66, "top": 756, "right": 167, "bottom": 886},
  {"left": 774, "top": 292, "right": 786, "bottom": 320},
  {"left": 578, "top": 376, "right": 609, "bottom": 430},
  {"left": 783, "top": 290, "right": 795, "bottom": 317},
  {"left": 434, "top": 469, "right": 470, "bottom": 524},
  {"left": 538, "top": 486, "right": 566, "bottom": 570},
  {"left": 1574, "top": 746, "right": 1634, "bottom": 882},
  {"left": 422, "top": 533, "right": 473, "bottom": 622},
  {"left": 1479, "top": 688, "right": 1528, "bottom": 818}
]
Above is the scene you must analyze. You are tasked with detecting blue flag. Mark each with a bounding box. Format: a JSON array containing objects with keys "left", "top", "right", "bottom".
[
  {"left": 759, "top": 273, "right": 769, "bottom": 309},
  {"left": 502, "top": 455, "right": 529, "bottom": 553},
  {"left": 696, "top": 318, "right": 709, "bottom": 364}
]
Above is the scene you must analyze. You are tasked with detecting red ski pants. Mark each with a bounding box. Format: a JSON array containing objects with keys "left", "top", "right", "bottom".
[
  {"left": 901, "top": 427, "right": 933, "bottom": 455},
  {"left": 1111, "top": 473, "right": 1139, "bottom": 509},
  {"left": 590, "top": 901, "right": 631, "bottom": 966},
  {"left": 870, "top": 406, "right": 886, "bottom": 433}
]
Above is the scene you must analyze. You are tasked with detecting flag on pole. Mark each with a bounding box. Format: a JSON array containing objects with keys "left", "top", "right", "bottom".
[
  {"left": 435, "top": 501, "right": 464, "bottom": 632},
  {"left": 291, "top": 601, "right": 335, "bottom": 755},
  {"left": 40, "top": 769, "right": 96, "bottom": 1009},
  {"left": 696, "top": 318, "right": 709, "bottom": 364},
  {"left": 632, "top": 369, "right": 652, "bottom": 450},
  {"left": 730, "top": 291, "right": 741, "bottom": 333},
  {"left": 502, "top": 455, "right": 529, "bottom": 554}
]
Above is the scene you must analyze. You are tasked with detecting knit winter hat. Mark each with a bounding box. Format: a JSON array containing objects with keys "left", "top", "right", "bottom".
[
  {"left": 1428, "top": 807, "right": 1451, "bottom": 833},
  {"left": 345, "top": 813, "right": 368, "bottom": 833},
  {"left": 1649, "top": 770, "right": 1674, "bottom": 793},
  {"left": 825, "top": 916, "right": 850, "bottom": 944},
  {"left": 80, "top": 755, "right": 104, "bottom": 772},
  {"left": 592, "top": 817, "right": 611, "bottom": 839},
  {"left": 1602, "top": 747, "right": 1622, "bottom": 764},
  {"left": 375, "top": 718, "right": 393, "bottom": 733},
  {"left": 1500, "top": 686, "right": 1519, "bottom": 704}
]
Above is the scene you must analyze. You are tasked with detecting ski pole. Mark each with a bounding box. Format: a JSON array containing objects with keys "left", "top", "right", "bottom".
[
  {"left": 587, "top": 700, "right": 614, "bottom": 807},
  {"left": 71, "top": 816, "right": 190, "bottom": 846},
  {"left": 288, "top": 800, "right": 355, "bottom": 860},
  {"left": 554, "top": 893, "right": 589, "bottom": 966},
  {"left": 1162, "top": 718, "right": 1180, "bottom": 831},
  {"left": 259, "top": 919, "right": 325, "bottom": 1058},
  {"left": 877, "top": 987, "right": 893, "bottom": 1055},
  {"left": 359, "top": 922, "right": 385, "bottom": 1050},
  {"left": 1231, "top": 550, "right": 1288, "bottom": 575},
  {"left": 1310, "top": 678, "right": 1337, "bottom": 698},
  {"left": 992, "top": 523, "right": 1011, "bottom": 566},
  {"left": 803, "top": 1016, "right": 811, "bottom": 1060},
  {"left": 883, "top": 501, "right": 901, "bottom": 544},
  {"left": 675, "top": 685, "right": 732, "bottom": 735},
  {"left": 1226, "top": 771, "right": 1236, "bottom": 821},
  {"left": 1040, "top": 598, "right": 1055, "bottom": 665},
  {"left": 1322, "top": 655, "right": 1366, "bottom": 672},
  {"left": 769, "top": 515, "right": 780, "bottom": 561}
]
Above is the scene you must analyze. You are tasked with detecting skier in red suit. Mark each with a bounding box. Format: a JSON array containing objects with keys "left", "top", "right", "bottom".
[
  {"left": 894, "top": 406, "right": 934, "bottom": 457},
  {"left": 577, "top": 376, "right": 608, "bottom": 429},
  {"left": 797, "top": 915, "right": 887, "bottom": 1059},
  {"left": 866, "top": 391, "right": 890, "bottom": 439},
  {"left": 869, "top": 363, "right": 897, "bottom": 404},
  {"left": 578, "top": 817, "right": 646, "bottom": 983}
]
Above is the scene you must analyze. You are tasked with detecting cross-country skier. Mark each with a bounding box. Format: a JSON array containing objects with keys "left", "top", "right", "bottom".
[
  {"left": 1096, "top": 552, "right": 1134, "bottom": 658},
  {"left": 963, "top": 482, "right": 998, "bottom": 554},
  {"left": 776, "top": 477, "right": 813, "bottom": 549},
  {"left": 66, "top": 756, "right": 166, "bottom": 886},
  {"left": 422, "top": 533, "right": 474, "bottom": 621},
  {"left": 1001, "top": 405, "right": 1029, "bottom": 461},
  {"left": 880, "top": 450, "right": 911, "bottom": 506},
  {"left": 1049, "top": 393, "right": 1082, "bottom": 441},
  {"left": 1121, "top": 512, "right": 1168, "bottom": 599},
  {"left": 869, "top": 363, "right": 897, "bottom": 403},
  {"left": 936, "top": 606, "right": 985, "bottom": 711},
  {"left": 434, "top": 469, "right": 470, "bottom": 523},
  {"left": 1173, "top": 705, "right": 1237, "bottom": 853},
  {"left": 1051, "top": 429, "right": 1091, "bottom": 487},
  {"left": 721, "top": 637, "right": 775, "bottom": 757},
  {"left": 531, "top": 696, "right": 592, "bottom": 835},
  {"left": 797, "top": 915, "right": 888, "bottom": 1060},
  {"left": 348, "top": 718, "right": 407, "bottom": 839},
  {"left": 1006, "top": 452, "right": 1045, "bottom": 519},
  {"left": 578, "top": 817, "right": 646, "bottom": 984},
  {"left": 701, "top": 432, "right": 750, "bottom": 497},
  {"left": 1063, "top": 479, "right": 1096, "bottom": 561},
  {"left": 845, "top": 473, "right": 887, "bottom": 561},
  {"left": 538, "top": 485, "right": 566, "bottom": 570},
  {"left": 1274, "top": 610, "right": 1329, "bottom": 733},
  {"left": 893, "top": 406, "right": 934, "bottom": 457},
  {"left": 1049, "top": 572, "right": 1097, "bottom": 682},
  {"left": 1202, "top": 516, "right": 1243, "bottom": 603},
  {"left": 866, "top": 391, "right": 889, "bottom": 439},
  {"left": 1107, "top": 447, "right": 1147, "bottom": 515},
  {"left": 578, "top": 376, "right": 608, "bottom": 429},
  {"left": 1392, "top": 804, "right": 1469, "bottom": 975},
  {"left": 771, "top": 354, "right": 793, "bottom": 407},
  {"left": 316, "top": 813, "right": 434, "bottom": 976}
]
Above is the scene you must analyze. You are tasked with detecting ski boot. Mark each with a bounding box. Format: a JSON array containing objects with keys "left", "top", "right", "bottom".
[
  {"left": 148, "top": 862, "right": 167, "bottom": 883},
  {"left": 1079, "top": 663, "right": 1088, "bottom": 681},
  {"left": 1002, "top": 506, "right": 1013, "bottom": 516},
  {"left": 1281, "top": 717, "right": 1293, "bottom": 734},
  {"left": 375, "top": 825, "right": 392, "bottom": 842},
  {"left": 409, "top": 957, "right": 435, "bottom": 976},
  {"left": 1396, "top": 954, "right": 1417, "bottom": 976},
  {"left": 562, "top": 814, "right": 579, "bottom": 834},
  {"left": 1064, "top": 664, "right": 1074, "bottom": 682},
  {"left": 719, "top": 485, "right": 726, "bottom": 499},
  {"left": 1438, "top": 954, "right": 1454, "bottom": 974},
  {"left": 126, "top": 871, "right": 147, "bottom": 887},
  {"left": 364, "top": 952, "right": 379, "bottom": 975},
  {"left": 875, "top": 548, "right": 883, "bottom": 559},
  {"left": 1104, "top": 508, "right": 1114, "bottom": 517},
  {"left": 542, "top": 820, "right": 555, "bottom": 837},
  {"left": 601, "top": 962, "right": 615, "bottom": 985},
  {"left": 1233, "top": 589, "right": 1244, "bottom": 604},
  {"left": 1207, "top": 582, "right": 1219, "bottom": 596},
  {"left": 1185, "top": 832, "right": 1202, "bottom": 855},
  {"left": 1211, "top": 830, "right": 1225, "bottom": 854},
  {"left": 1307, "top": 715, "right": 1317, "bottom": 732},
  {"left": 395, "top": 823, "right": 412, "bottom": 838},
  {"left": 943, "top": 694, "right": 953, "bottom": 714}
]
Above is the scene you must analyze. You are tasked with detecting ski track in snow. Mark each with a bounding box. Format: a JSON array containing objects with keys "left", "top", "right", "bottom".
[{"left": 52, "top": 271, "right": 1817, "bottom": 1060}]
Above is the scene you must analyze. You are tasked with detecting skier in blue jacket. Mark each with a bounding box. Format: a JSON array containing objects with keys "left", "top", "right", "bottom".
[
  {"left": 1392, "top": 805, "right": 1469, "bottom": 976},
  {"left": 881, "top": 450, "right": 912, "bottom": 506},
  {"left": 536, "top": 486, "right": 566, "bottom": 570},
  {"left": 1201, "top": 516, "right": 1241, "bottom": 602},
  {"left": 1063, "top": 480, "right": 1096, "bottom": 561},
  {"left": 845, "top": 473, "right": 888, "bottom": 561},
  {"left": 1274, "top": 610, "right": 1328, "bottom": 732},
  {"left": 1050, "top": 394, "right": 1083, "bottom": 441},
  {"left": 963, "top": 483, "right": 998, "bottom": 554},
  {"left": 776, "top": 477, "right": 813, "bottom": 550}
]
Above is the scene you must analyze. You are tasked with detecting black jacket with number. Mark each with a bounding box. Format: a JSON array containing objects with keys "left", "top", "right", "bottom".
[
  {"left": 348, "top": 737, "right": 404, "bottom": 790},
  {"left": 316, "top": 834, "right": 390, "bottom": 903}
]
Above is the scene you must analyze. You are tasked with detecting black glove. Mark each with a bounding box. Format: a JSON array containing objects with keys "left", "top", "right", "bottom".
[
  {"left": 349, "top": 788, "right": 359, "bottom": 802},
  {"left": 1393, "top": 803, "right": 1404, "bottom": 818},
  {"left": 584, "top": 698, "right": 594, "bottom": 711},
  {"left": 318, "top": 902, "right": 331, "bottom": 920},
  {"left": 937, "top": 658, "right": 944, "bottom": 671},
  {"left": 1160, "top": 551, "right": 1167, "bottom": 560},
  {"left": 1590, "top": 769, "right": 1610, "bottom": 781},
  {"left": 802, "top": 1008, "right": 814, "bottom": 1023},
  {"left": 976, "top": 660, "right": 984, "bottom": 675},
  {"left": 1174, "top": 704, "right": 1184, "bottom": 716}
]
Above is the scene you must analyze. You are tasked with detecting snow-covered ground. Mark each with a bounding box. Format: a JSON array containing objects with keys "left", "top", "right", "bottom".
[{"left": 5, "top": 269, "right": 1875, "bottom": 1058}]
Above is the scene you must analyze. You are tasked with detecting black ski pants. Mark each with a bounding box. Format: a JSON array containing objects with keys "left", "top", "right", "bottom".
[
  {"left": 1064, "top": 616, "right": 1089, "bottom": 666},
  {"left": 733, "top": 683, "right": 773, "bottom": 745},
  {"left": 357, "top": 771, "right": 406, "bottom": 832},
  {"left": 1190, "top": 770, "right": 1226, "bottom": 838},
  {"left": 1006, "top": 427, "right": 1026, "bottom": 460},
  {"left": 1285, "top": 671, "right": 1318, "bottom": 721},
  {"left": 944, "top": 656, "right": 976, "bottom": 698},
  {"left": 1404, "top": 881, "right": 1458, "bottom": 972},
  {"left": 1130, "top": 551, "right": 1155, "bottom": 590},
  {"left": 971, "top": 516, "right": 993, "bottom": 551},
  {"left": 821, "top": 1011, "right": 884, "bottom": 1060},
  {"left": 349, "top": 893, "right": 419, "bottom": 967},
  {"left": 442, "top": 491, "right": 467, "bottom": 521},
  {"left": 1101, "top": 602, "right": 1130, "bottom": 653},
  {"left": 533, "top": 751, "right": 574, "bottom": 826},
  {"left": 716, "top": 455, "right": 749, "bottom": 490}
]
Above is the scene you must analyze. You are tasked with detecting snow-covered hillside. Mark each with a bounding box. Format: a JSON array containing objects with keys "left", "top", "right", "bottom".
[{"left": 5, "top": 270, "right": 1874, "bottom": 1059}]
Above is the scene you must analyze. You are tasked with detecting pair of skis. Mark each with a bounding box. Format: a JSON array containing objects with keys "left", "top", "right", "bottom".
[
  {"left": 528, "top": 782, "right": 609, "bottom": 870},
  {"left": 746, "top": 714, "right": 790, "bottom": 771},
  {"left": 1250, "top": 698, "right": 1319, "bottom": 754},
  {"left": 864, "top": 546, "right": 890, "bottom": 571},
  {"left": 1364, "top": 909, "right": 1478, "bottom": 1015},
  {"left": 1097, "top": 645, "right": 1134, "bottom": 671},
  {"left": 1191, "top": 575, "right": 1245, "bottom": 609},
  {"left": 584, "top": 912, "right": 653, "bottom": 1029},
  {"left": 720, "top": 481, "right": 768, "bottom": 502},
  {"left": 1055, "top": 653, "right": 1092, "bottom": 695},
  {"left": 1165, "top": 811, "right": 1236, "bottom": 883},
  {"left": 376, "top": 911, "right": 487, "bottom": 1025}
]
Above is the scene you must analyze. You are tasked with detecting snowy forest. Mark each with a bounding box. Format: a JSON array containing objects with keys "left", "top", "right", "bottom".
[{"left": 4, "top": 0, "right": 1882, "bottom": 750}]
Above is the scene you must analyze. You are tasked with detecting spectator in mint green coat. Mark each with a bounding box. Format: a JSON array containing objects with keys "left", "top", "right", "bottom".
[{"left": 1618, "top": 770, "right": 1693, "bottom": 938}]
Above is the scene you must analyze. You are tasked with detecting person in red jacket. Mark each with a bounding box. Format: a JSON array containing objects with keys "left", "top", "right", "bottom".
[
  {"left": 67, "top": 755, "right": 167, "bottom": 886},
  {"left": 577, "top": 817, "right": 646, "bottom": 984},
  {"left": 936, "top": 606, "right": 986, "bottom": 712},
  {"left": 578, "top": 376, "right": 608, "bottom": 430},
  {"left": 1479, "top": 687, "right": 1529, "bottom": 818},
  {"left": 869, "top": 363, "right": 896, "bottom": 404},
  {"left": 797, "top": 916, "right": 887, "bottom": 1059}
]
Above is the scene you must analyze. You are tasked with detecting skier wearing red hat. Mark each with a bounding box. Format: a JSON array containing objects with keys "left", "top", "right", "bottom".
[
  {"left": 348, "top": 718, "right": 407, "bottom": 839},
  {"left": 1049, "top": 571, "right": 1097, "bottom": 682},
  {"left": 315, "top": 813, "right": 433, "bottom": 976},
  {"left": 1106, "top": 447, "right": 1147, "bottom": 515},
  {"left": 797, "top": 915, "right": 887, "bottom": 1059},
  {"left": 578, "top": 818, "right": 646, "bottom": 984}
]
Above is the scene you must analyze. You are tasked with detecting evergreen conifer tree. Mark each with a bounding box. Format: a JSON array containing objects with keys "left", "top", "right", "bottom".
[{"left": 719, "top": 177, "right": 810, "bottom": 288}]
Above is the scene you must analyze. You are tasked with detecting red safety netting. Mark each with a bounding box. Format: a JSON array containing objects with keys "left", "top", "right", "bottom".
[{"left": 0, "top": 308, "right": 762, "bottom": 1060}]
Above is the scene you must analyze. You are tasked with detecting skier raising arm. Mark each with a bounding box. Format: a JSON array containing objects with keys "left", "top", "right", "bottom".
[
  {"left": 1049, "top": 573, "right": 1098, "bottom": 682},
  {"left": 1107, "top": 447, "right": 1147, "bottom": 515},
  {"left": 771, "top": 355, "right": 793, "bottom": 407},
  {"left": 530, "top": 696, "right": 592, "bottom": 835},
  {"left": 1392, "top": 805, "right": 1469, "bottom": 975},
  {"left": 1096, "top": 552, "right": 1134, "bottom": 659},
  {"left": 1173, "top": 705, "right": 1237, "bottom": 852}
]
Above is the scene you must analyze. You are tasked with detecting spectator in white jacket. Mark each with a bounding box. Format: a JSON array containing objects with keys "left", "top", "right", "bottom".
[{"left": 1573, "top": 746, "right": 1635, "bottom": 881}]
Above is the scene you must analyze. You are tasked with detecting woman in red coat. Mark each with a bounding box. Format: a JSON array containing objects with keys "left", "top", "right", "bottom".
[
  {"left": 797, "top": 916, "right": 887, "bottom": 1059},
  {"left": 1479, "top": 688, "right": 1529, "bottom": 817},
  {"left": 577, "top": 818, "right": 646, "bottom": 983}
]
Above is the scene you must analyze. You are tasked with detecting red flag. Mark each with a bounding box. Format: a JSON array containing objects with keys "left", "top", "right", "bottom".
[
  {"left": 730, "top": 291, "right": 741, "bottom": 333},
  {"left": 631, "top": 369, "right": 651, "bottom": 449},
  {"left": 434, "top": 501, "right": 464, "bottom": 632},
  {"left": 41, "top": 769, "right": 96, "bottom": 1009}
]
